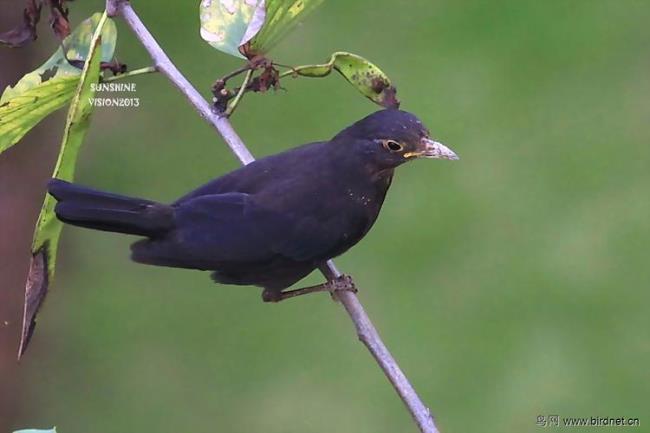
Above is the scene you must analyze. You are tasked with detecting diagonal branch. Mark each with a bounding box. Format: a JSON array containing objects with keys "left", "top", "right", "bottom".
[{"left": 106, "top": 2, "right": 440, "bottom": 432}]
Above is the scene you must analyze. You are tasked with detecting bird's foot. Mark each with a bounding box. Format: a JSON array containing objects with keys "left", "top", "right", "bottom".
[
  {"left": 261, "top": 275, "right": 357, "bottom": 303},
  {"left": 325, "top": 275, "right": 357, "bottom": 301}
]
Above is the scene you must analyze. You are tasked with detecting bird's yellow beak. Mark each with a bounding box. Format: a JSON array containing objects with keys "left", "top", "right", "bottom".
[{"left": 404, "top": 138, "right": 459, "bottom": 160}]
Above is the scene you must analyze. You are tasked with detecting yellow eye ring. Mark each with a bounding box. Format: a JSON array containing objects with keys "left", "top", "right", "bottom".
[{"left": 383, "top": 140, "right": 403, "bottom": 152}]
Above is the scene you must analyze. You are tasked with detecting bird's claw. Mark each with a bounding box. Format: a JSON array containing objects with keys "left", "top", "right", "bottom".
[{"left": 326, "top": 275, "right": 357, "bottom": 300}]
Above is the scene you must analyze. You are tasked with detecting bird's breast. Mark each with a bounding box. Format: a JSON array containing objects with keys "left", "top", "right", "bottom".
[
  {"left": 344, "top": 187, "right": 377, "bottom": 208},
  {"left": 338, "top": 173, "right": 392, "bottom": 231}
]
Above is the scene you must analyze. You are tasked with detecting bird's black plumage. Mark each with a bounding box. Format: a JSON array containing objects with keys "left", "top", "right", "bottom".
[{"left": 48, "top": 109, "right": 457, "bottom": 298}]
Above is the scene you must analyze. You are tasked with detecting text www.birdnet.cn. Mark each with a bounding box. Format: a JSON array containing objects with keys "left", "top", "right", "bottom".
[{"left": 536, "top": 414, "right": 641, "bottom": 428}]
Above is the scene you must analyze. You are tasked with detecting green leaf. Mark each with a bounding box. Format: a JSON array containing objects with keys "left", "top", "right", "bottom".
[
  {"left": 0, "top": 77, "right": 79, "bottom": 154},
  {"left": 200, "top": 0, "right": 262, "bottom": 58},
  {"left": 0, "top": 12, "right": 116, "bottom": 154},
  {"left": 248, "top": 0, "right": 325, "bottom": 56},
  {"left": 286, "top": 52, "right": 400, "bottom": 108},
  {"left": 18, "top": 12, "right": 106, "bottom": 360},
  {"left": 2, "top": 13, "right": 116, "bottom": 101},
  {"left": 200, "top": 0, "right": 323, "bottom": 58}
]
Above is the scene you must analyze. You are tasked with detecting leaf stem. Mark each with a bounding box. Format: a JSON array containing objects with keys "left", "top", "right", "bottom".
[{"left": 102, "top": 65, "right": 158, "bottom": 82}]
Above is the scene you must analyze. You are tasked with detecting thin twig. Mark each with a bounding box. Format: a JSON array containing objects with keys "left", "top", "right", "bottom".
[
  {"left": 106, "top": 2, "right": 440, "bottom": 432},
  {"left": 225, "top": 68, "right": 254, "bottom": 117},
  {"left": 218, "top": 64, "right": 252, "bottom": 83}
]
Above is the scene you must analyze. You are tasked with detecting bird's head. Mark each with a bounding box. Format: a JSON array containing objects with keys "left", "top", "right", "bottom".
[{"left": 333, "top": 109, "right": 458, "bottom": 171}]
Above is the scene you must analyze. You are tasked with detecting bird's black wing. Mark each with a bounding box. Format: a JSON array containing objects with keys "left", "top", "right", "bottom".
[
  {"left": 185, "top": 193, "right": 348, "bottom": 262},
  {"left": 133, "top": 192, "right": 349, "bottom": 268},
  {"left": 174, "top": 141, "right": 330, "bottom": 202}
]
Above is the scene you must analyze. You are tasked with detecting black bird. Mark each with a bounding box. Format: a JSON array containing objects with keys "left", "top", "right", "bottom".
[{"left": 48, "top": 109, "right": 458, "bottom": 302}]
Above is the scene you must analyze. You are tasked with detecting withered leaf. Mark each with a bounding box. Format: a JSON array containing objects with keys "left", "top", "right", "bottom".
[
  {"left": 18, "top": 245, "right": 50, "bottom": 359},
  {"left": 0, "top": 0, "right": 43, "bottom": 48},
  {"left": 47, "top": 0, "right": 71, "bottom": 39}
]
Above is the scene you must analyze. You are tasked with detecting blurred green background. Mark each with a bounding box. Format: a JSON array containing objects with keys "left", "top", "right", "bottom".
[{"left": 1, "top": 0, "right": 649, "bottom": 432}]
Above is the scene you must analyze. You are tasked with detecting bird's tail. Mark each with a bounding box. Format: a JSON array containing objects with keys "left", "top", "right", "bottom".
[{"left": 48, "top": 179, "right": 175, "bottom": 238}]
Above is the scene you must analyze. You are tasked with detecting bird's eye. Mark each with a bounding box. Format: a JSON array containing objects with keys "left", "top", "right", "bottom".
[{"left": 383, "top": 140, "right": 403, "bottom": 152}]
